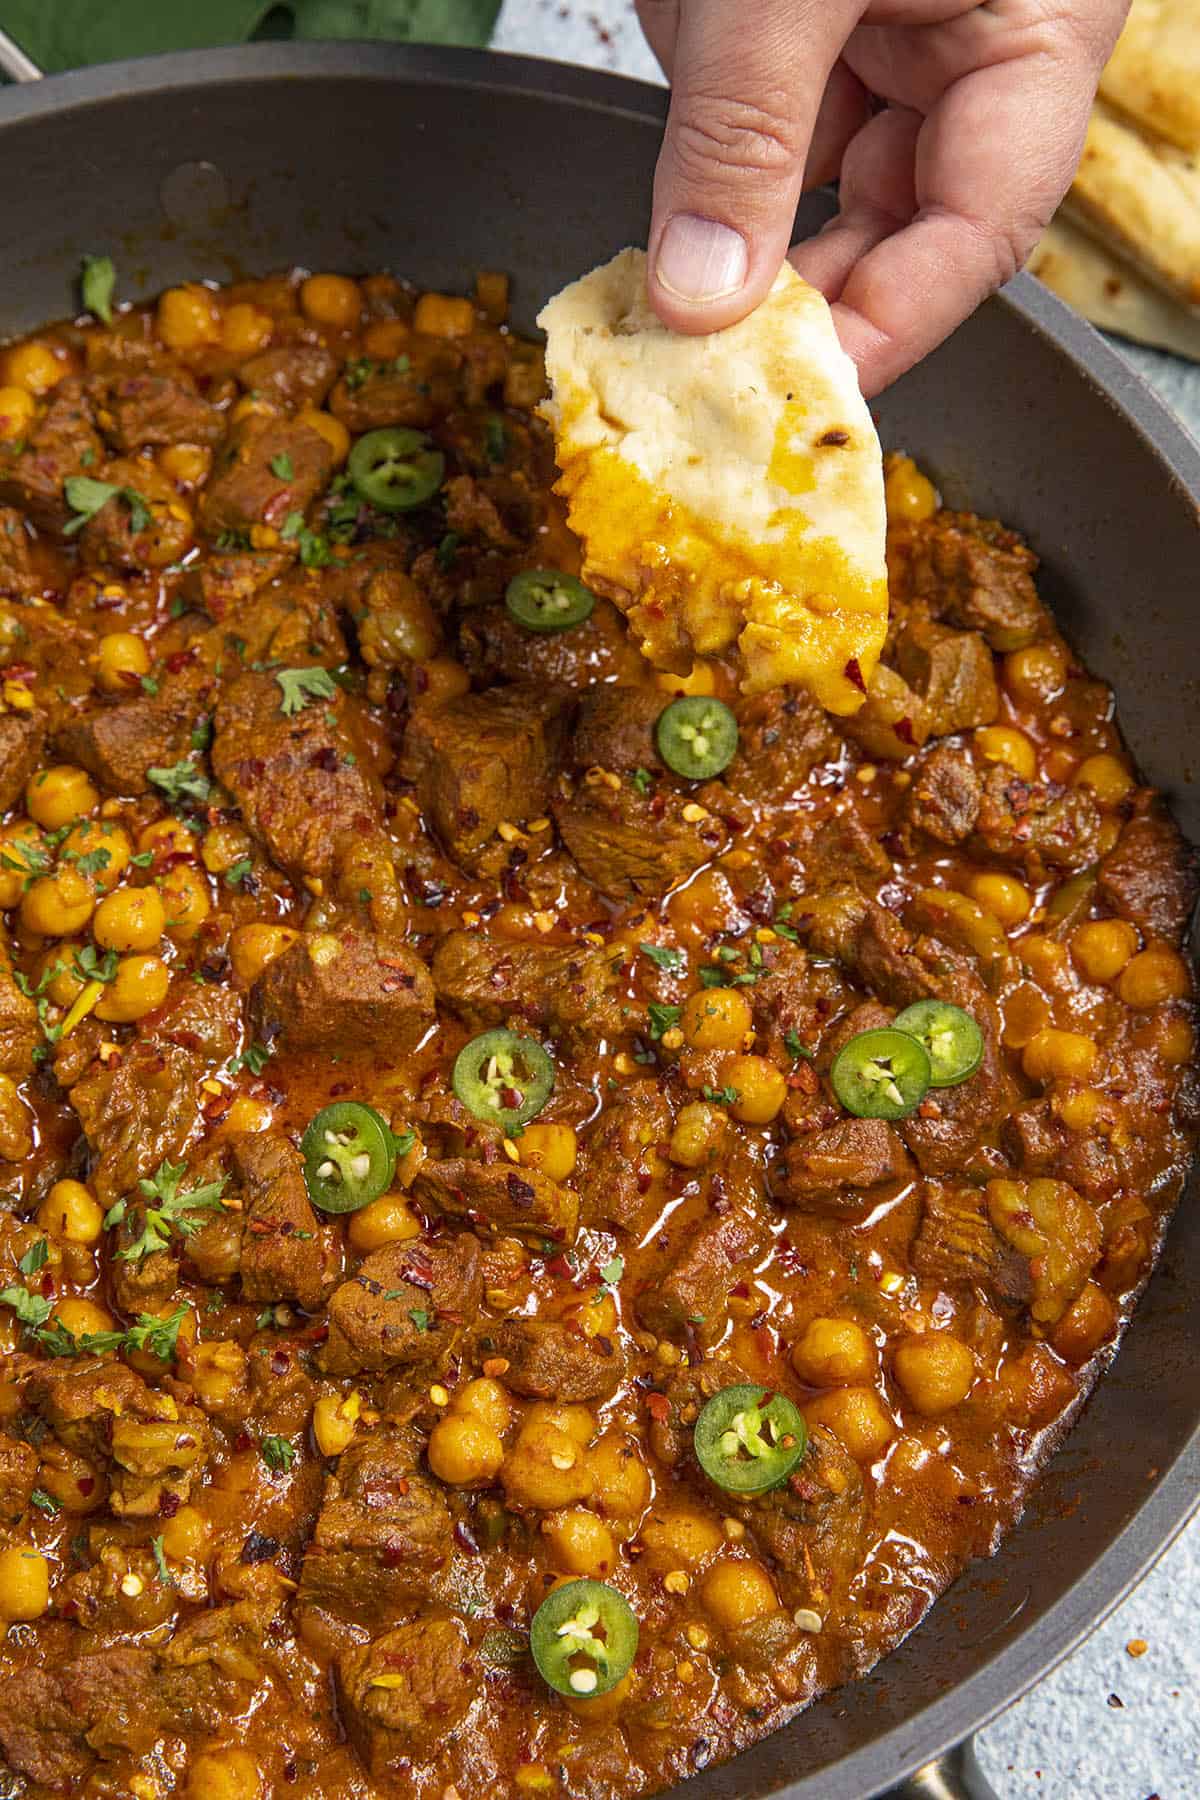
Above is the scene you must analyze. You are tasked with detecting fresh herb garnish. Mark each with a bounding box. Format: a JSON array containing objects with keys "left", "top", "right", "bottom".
[
  {"left": 639, "top": 943, "right": 686, "bottom": 976},
  {"left": 81, "top": 254, "right": 116, "bottom": 325},
  {"left": 105, "top": 1160, "right": 227, "bottom": 1262},
  {"left": 647, "top": 1001, "right": 682, "bottom": 1041},
  {"left": 269, "top": 452, "right": 294, "bottom": 482},
  {"left": 147, "top": 758, "right": 211, "bottom": 807},
  {"left": 701, "top": 1084, "right": 740, "bottom": 1107},
  {"left": 407, "top": 1308, "right": 432, "bottom": 1333},
  {"left": 151, "top": 1534, "right": 174, "bottom": 1586},
  {"left": 17, "top": 1238, "right": 48, "bottom": 1278},
  {"left": 276, "top": 665, "right": 337, "bottom": 718},
  {"left": 30, "top": 1487, "right": 61, "bottom": 1515},
  {"left": 784, "top": 1028, "right": 813, "bottom": 1060},
  {"left": 260, "top": 1434, "right": 298, "bottom": 1473},
  {"left": 63, "top": 477, "right": 151, "bottom": 538},
  {"left": 228, "top": 1040, "right": 273, "bottom": 1078}
]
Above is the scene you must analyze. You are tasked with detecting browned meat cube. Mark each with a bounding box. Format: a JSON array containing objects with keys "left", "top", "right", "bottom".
[
  {"left": 178, "top": 547, "right": 292, "bottom": 622},
  {"left": 571, "top": 683, "right": 665, "bottom": 773},
  {"left": 200, "top": 413, "right": 335, "bottom": 538},
  {"left": 973, "top": 765, "right": 1101, "bottom": 873},
  {"left": 329, "top": 339, "right": 462, "bottom": 431},
  {"left": 430, "top": 928, "right": 622, "bottom": 1051},
  {"left": 1096, "top": 802, "right": 1198, "bottom": 940},
  {"left": 725, "top": 687, "right": 839, "bottom": 803},
  {"left": 0, "top": 1650, "right": 160, "bottom": 1788},
  {"left": 0, "top": 504, "right": 42, "bottom": 596},
  {"left": 731, "top": 1424, "right": 867, "bottom": 1612},
  {"left": 893, "top": 511, "right": 1049, "bottom": 650},
  {"left": 912, "top": 1185, "right": 1032, "bottom": 1300},
  {"left": 779, "top": 1119, "right": 912, "bottom": 1213},
  {"left": 0, "top": 1434, "right": 36, "bottom": 1523},
  {"left": 458, "top": 595, "right": 642, "bottom": 689},
  {"left": 575, "top": 1081, "right": 671, "bottom": 1233},
  {"left": 443, "top": 472, "right": 537, "bottom": 550},
  {"left": 249, "top": 930, "right": 434, "bottom": 1057},
  {"left": 299, "top": 1424, "right": 451, "bottom": 1627},
  {"left": 412, "top": 1156, "right": 579, "bottom": 1247},
  {"left": 750, "top": 942, "right": 850, "bottom": 1061},
  {"left": 337, "top": 1616, "right": 474, "bottom": 1775},
  {"left": 236, "top": 344, "right": 338, "bottom": 410},
  {"left": 0, "top": 710, "right": 44, "bottom": 811},
  {"left": 228, "top": 1131, "right": 340, "bottom": 1312},
  {"left": 799, "top": 809, "right": 893, "bottom": 893},
  {"left": 636, "top": 1207, "right": 769, "bottom": 1343},
  {"left": 494, "top": 1316, "right": 624, "bottom": 1401},
  {"left": 88, "top": 366, "right": 223, "bottom": 451},
  {"left": 0, "top": 378, "right": 105, "bottom": 532},
  {"left": 70, "top": 1043, "right": 202, "bottom": 1207},
  {"left": 892, "top": 616, "right": 999, "bottom": 737},
  {"left": 554, "top": 781, "right": 724, "bottom": 899},
  {"left": 76, "top": 458, "right": 193, "bottom": 571},
  {"left": 212, "top": 670, "right": 384, "bottom": 882},
  {"left": 321, "top": 1235, "right": 482, "bottom": 1376},
  {"left": 903, "top": 742, "right": 983, "bottom": 845},
  {"left": 57, "top": 675, "right": 207, "bottom": 796},
  {"left": 404, "top": 686, "right": 566, "bottom": 875}
]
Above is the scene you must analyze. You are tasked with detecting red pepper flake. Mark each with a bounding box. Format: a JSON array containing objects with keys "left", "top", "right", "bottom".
[
  {"left": 645, "top": 1392, "right": 671, "bottom": 1423},
  {"left": 893, "top": 716, "right": 916, "bottom": 746},
  {"left": 844, "top": 656, "right": 866, "bottom": 694},
  {"left": 454, "top": 1520, "right": 480, "bottom": 1555},
  {"left": 159, "top": 1490, "right": 181, "bottom": 1518},
  {"left": 77, "top": 1476, "right": 96, "bottom": 1496}
]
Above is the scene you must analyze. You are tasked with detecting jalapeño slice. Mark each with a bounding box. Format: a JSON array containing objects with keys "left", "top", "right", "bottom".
[
  {"left": 893, "top": 1000, "right": 984, "bottom": 1088},
  {"left": 655, "top": 697, "right": 739, "bottom": 780},
  {"left": 831, "top": 1027, "right": 931, "bottom": 1121},
  {"left": 347, "top": 427, "right": 444, "bottom": 512},
  {"left": 694, "top": 1385, "right": 807, "bottom": 1495},
  {"left": 301, "top": 1101, "right": 399, "bottom": 1213},
  {"left": 452, "top": 1027, "right": 555, "bottom": 1133},
  {"left": 505, "top": 569, "right": 596, "bottom": 633},
  {"left": 530, "top": 1579, "right": 638, "bottom": 1698}
]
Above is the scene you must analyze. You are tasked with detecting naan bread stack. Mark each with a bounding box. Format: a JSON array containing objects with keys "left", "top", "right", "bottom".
[
  {"left": 537, "top": 249, "right": 887, "bottom": 716},
  {"left": 1031, "top": 0, "right": 1200, "bottom": 359}
]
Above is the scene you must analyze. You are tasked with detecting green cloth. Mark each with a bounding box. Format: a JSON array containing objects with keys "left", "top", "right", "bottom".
[{"left": 2, "top": 0, "right": 502, "bottom": 75}]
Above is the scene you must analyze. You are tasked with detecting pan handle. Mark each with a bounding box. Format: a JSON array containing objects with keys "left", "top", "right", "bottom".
[
  {"left": 884, "top": 1740, "right": 1000, "bottom": 1800},
  {"left": 0, "top": 25, "right": 43, "bottom": 83}
]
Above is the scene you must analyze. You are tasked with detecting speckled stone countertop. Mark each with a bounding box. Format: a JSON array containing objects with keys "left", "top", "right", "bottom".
[{"left": 492, "top": 3, "right": 1200, "bottom": 1792}]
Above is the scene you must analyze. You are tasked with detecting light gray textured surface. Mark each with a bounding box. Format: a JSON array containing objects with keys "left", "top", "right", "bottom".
[{"left": 494, "top": 1, "right": 1200, "bottom": 1791}]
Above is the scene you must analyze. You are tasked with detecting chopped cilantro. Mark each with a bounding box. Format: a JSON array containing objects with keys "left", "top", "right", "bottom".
[
  {"left": 30, "top": 1487, "right": 61, "bottom": 1516},
  {"left": 700, "top": 1084, "right": 740, "bottom": 1107},
  {"left": 147, "top": 758, "right": 210, "bottom": 807},
  {"left": 276, "top": 665, "right": 337, "bottom": 717},
  {"left": 224, "top": 857, "right": 253, "bottom": 888},
  {"left": 151, "top": 1534, "right": 174, "bottom": 1586},
  {"left": 17, "top": 1238, "right": 48, "bottom": 1278},
  {"left": 260, "top": 1434, "right": 298, "bottom": 1473},
  {"left": 639, "top": 943, "right": 686, "bottom": 976},
  {"left": 228, "top": 1040, "right": 273, "bottom": 1078},
  {"left": 484, "top": 414, "right": 507, "bottom": 463},
  {"left": 631, "top": 766, "right": 653, "bottom": 795},
  {"left": 436, "top": 531, "right": 461, "bottom": 572},
  {"left": 647, "top": 1001, "right": 682, "bottom": 1041},
  {"left": 63, "top": 476, "right": 151, "bottom": 537},
  {"left": 599, "top": 1255, "right": 624, "bottom": 1291},
  {"left": 784, "top": 1028, "right": 813, "bottom": 1060},
  {"left": 407, "top": 1308, "right": 432, "bottom": 1332},
  {"left": 269, "top": 452, "right": 294, "bottom": 481},
  {"left": 106, "top": 1159, "right": 227, "bottom": 1262}
]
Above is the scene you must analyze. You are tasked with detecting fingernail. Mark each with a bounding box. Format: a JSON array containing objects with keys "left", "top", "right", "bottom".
[{"left": 655, "top": 214, "right": 748, "bottom": 302}]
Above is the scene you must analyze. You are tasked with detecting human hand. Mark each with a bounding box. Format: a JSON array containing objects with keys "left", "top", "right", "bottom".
[{"left": 635, "top": 0, "right": 1128, "bottom": 393}]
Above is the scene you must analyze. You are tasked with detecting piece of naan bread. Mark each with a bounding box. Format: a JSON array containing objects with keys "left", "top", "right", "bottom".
[
  {"left": 1029, "top": 214, "right": 1200, "bottom": 361},
  {"left": 1100, "top": 0, "right": 1200, "bottom": 154},
  {"left": 1070, "top": 100, "right": 1200, "bottom": 312},
  {"left": 537, "top": 248, "right": 887, "bottom": 715}
]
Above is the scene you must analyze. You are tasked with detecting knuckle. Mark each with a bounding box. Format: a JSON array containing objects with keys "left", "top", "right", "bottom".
[{"left": 670, "top": 88, "right": 803, "bottom": 184}]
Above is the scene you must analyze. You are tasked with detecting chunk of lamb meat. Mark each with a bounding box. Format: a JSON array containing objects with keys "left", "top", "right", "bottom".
[
  {"left": 576, "top": 1082, "right": 672, "bottom": 1233},
  {"left": 403, "top": 685, "right": 566, "bottom": 875},
  {"left": 87, "top": 365, "right": 223, "bottom": 450},
  {"left": 0, "top": 504, "right": 42, "bottom": 596},
  {"left": 912, "top": 1184, "right": 1034, "bottom": 1301},
  {"left": 750, "top": 941, "right": 850, "bottom": 1061},
  {"left": 443, "top": 472, "right": 537, "bottom": 550},
  {"left": 0, "top": 1648, "right": 160, "bottom": 1787},
  {"left": 250, "top": 930, "right": 434, "bottom": 1057},
  {"left": 328, "top": 339, "right": 463, "bottom": 430},
  {"left": 636, "top": 1205, "right": 770, "bottom": 1345},
  {"left": 0, "top": 377, "right": 105, "bottom": 531},
  {"left": 554, "top": 779, "right": 724, "bottom": 899},
  {"left": 212, "top": 670, "right": 384, "bottom": 884},
  {"left": 892, "top": 511, "right": 1049, "bottom": 650},
  {"left": 0, "top": 943, "right": 38, "bottom": 1078},
  {"left": 571, "top": 683, "right": 665, "bottom": 773},
  {"left": 229, "top": 1131, "right": 339, "bottom": 1311},
  {"left": 56, "top": 671, "right": 208, "bottom": 796},
  {"left": 973, "top": 764, "right": 1102, "bottom": 874},
  {"left": 321, "top": 1234, "right": 481, "bottom": 1375},
  {"left": 458, "top": 594, "right": 643, "bottom": 689},
  {"left": 70, "top": 1043, "right": 201, "bottom": 1208},
  {"left": 431, "top": 927, "right": 623, "bottom": 1051},
  {"left": 892, "top": 615, "right": 999, "bottom": 736},
  {"left": 236, "top": 343, "right": 338, "bottom": 410},
  {"left": 338, "top": 1616, "right": 474, "bottom": 1776},
  {"left": 726, "top": 687, "right": 840, "bottom": 803},
  {"left": 0, "top": 1433, "right": 36, "bottom": 1522},
  {"left": 1096, "top": 802, "right": 1198, "bottom": 940},
  {"left": 796, "top": 808, "right": 892, "bottom": 894},
  {"left": 200, "top": 414, "right": 335, "bottom": 537},
  {"left": 299, "top": 1424, "right": 452, "bottom": 1628},
  {"left": 734, "top": 1425, "right": 867, "bottom": 1612},
  {"left": 778, "top": 1118, "right": 912, "bottom": 1214},
  {"left": 902, "top": 743, "right": 982, "bottom": 845},
  {"left": 412, "top": 1156, "right": 579, "bottom": 1248},
  {"left": 179, "top": 547, "right": 292, "bottom": 623},
  {"left": 76, "top": 458, "right": 194, "bottom": 572},
  {"left": 493, "top": 1316, "right": 625, "bottom": 1401},
  {"left": 0, "top": 711, "right": 41, "bottom": 810}
]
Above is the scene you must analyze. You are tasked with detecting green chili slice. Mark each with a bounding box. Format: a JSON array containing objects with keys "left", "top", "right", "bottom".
[
  {"left": 505, "top": 569, "right": 596, "bottom": 633},
  {"left": 530, "top": 1579, "right": 638, "bottom": 1698},
  {"left": 655, "top": 697, "right": 739, "bottom": 780},
  {"left": 892, "top": 1000, "right": 984, "bottom": 1088},
  {"left": 301, "top": 1101, "right": 399, "bottom": 1213},
  {"left": 694, "top": 1384, "right": 807, "bottom": 1495},
  {"left": 347, "top": 427, "right": 444, "bottom": 512},
  {"left": 830, "top": 1027, "right": 931, "bottom": 1120},
  {"left": 452, "top": 1028, "right": 555, "bottom": 1133}
]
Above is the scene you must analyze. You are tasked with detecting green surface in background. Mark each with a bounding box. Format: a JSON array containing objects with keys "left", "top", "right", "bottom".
[{"left": 1, "top": 0, "right": 501, "bottom": 73}]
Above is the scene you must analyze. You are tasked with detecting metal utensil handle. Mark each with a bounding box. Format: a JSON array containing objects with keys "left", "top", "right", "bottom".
[
  {"left": 0, "top": 24, "right": 43, "bottom": 82},
  {"left": 886, "top": 1741, "right": 1000, "bottom": 1800}
]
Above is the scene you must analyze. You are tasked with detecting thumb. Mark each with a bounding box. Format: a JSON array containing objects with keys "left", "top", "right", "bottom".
[{"left": 647, "top": 0, "right": 861, "bottom": 333}]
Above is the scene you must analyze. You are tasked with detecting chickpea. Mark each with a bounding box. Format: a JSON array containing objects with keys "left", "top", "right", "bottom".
[
  {"left": 1051, "top": 1282, "right": 1117, "bottom": 1366},
  {"left": 0, "top": 1072, "right": 31, "bottom": 1162},
  {"left": 1022, "top": 1028, "right": 1098, "bottom": 1084},
  {"left": 414, "top": 655, "right": 471, "bottom": 707},
  {"left": 221, "top": 1095, "right": 274, "bottom": 1134},
  {"left": 95, "top": 953, "right": 171, "bottom": 1022},
  {"left": 4, "top": 341, "right": 64, "bottom": 397},
  {"left": 348, "top": 1193, "right": 421, "bottom": 1252},
  {"left": 0, "top": 1544, "right": 50, "bottom": 1620},
  {"left": 639, "top": 1506, "right": 723, "bottom": 1571},
  {"left": 37, "top": 1443, "right": 107, "bottom": 1514},
  {"left": 159, "top": 443, "right": 211, "bottom": 487},
  {"left": 413, "top": 291, "right": 475, "bottom": 338},
  {"left": 362, "top": 318, "right": 411, "bottom": 360},
  {"left": 312, "top": 1391, "right": 362, "bottom": 1459},
  {"left": 52, "top": 1296, "right": 115, "bottom": 1338},
  {"left": 884, "top": 454, "right": 938, "bottom": 524},
  {"left": 0, "top": 385, "right": 36, "bottom": 439},
  {"left": 94, "top": 885, "right": 166, "bottom": 953},
  {"left": 452, "top": 1377, "right": 512, "bottom": 1438},
  {"left": 1070, "top": 918, "right": 1139, "bottom": 984},
  {"left": 1019, "top": 933, "right": 1069, "bottom": 984},
  {"left": 791, "top": 1316, "right": 875, "bottom": 1387},
  {"left": 1003, "top": 640, "right": 1067, "bottom": 704},
  {"left": 542, "top": 1508, "right": 617, "bottom": 1578},
  {"left": 0, "top": 820, "right": 46, "bottom": 908},
  {"left": 804, "top": 1386, "right": 895, "bottom": 1463},
  {"left": 913, "top": 887, "right": 1007, "bottom": 964},
  {"left": 525, "top": 1403, "right": 595, "bottom": 1448},
  {"left": 137, "top": 816, "right": 199, "bottom": 861},
  {"left": 722, "top": 1053, "right": 787, "bottom": 1125},
  {"left": 1074, "top": 753, "right": 1134, "bottom": 808},
  {"left": 300, "top": 273, "right": 363, "bottom": 330},
  {"left": 966, "top": 871, "right": 1030, "bottom": 927},
  {"left": 160, "top": 1503, "right": 211, "bottom": 1562},
  {"left": 892, "top": 1334, "right": 976, "bottom": 1415},
  {"left": 160, "top": 864, "right": 212, "bottom": 940},
  {"left": 700, "top": 1557, "right": 778, "bottom": 1630},
  {"left": 189, "top": 1341, "right": 248, "bottom": 1412},
  {"left": 157, "top": 284, "right": 222, "bottom": 351},
  {"left": 1118, "top": 948, "right": 1190, "bottom": 1009},
  {"left": 585, "top": 1431, "right": 650, "bottom": 1518},
  {"left": 38, "top": 1178, "right": 103, "bottom": 1246},
  {"left": 974, "top": 724, "right": 1037, "bottom": 782},
  {"left": 61, "top": 819, "right": 131, "bottom": 894},
  {"left": 229, "top": 394, "right": 278, "bottom": 426},
  {"left": 186, "top": 1748, "right": 264, "bottom": 1800},
  {"left": 229, "top": 922, "right": 299, "bottom": 985},
  {"left": 683, "top": 986, "right": 752, "bottom": 1051},
  {"left": 1057, "top": 1087, "right": 1103, "bottom": 1132},
  {"left": 221, "top": 302, "right": 274, "bottom": 357},
  {"left": 21, "top": 868, "right": 95, "bottom": 937},
  {"left": 26, "top": 764, "right": 98, "bottom": 830},
  {"left": 94, "top": 629, "right": 150, "bottom": 694},
  {"left": 1157, "top": 1016, "right": 1195, "bottom": 1067},
  {"left": 200, "top": 822, "right": 252, "bottom": 875},
  {"left": 296, "top": 407, "right": 351, "bottom": 465},
  {"left": 501, "top": 1422, "right": 594, "bottom": 1510},
  {"left": 517, "top": 1120, "right": 578, "bottom": 1182},
  {"left": 668, "top": 1100, "right": 727, "bottom": 1170},
  {"left": 653, "top": 662, "right": 718, "bottom": 698}
]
